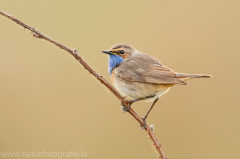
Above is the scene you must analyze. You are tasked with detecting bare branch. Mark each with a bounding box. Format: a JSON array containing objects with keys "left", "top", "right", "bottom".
[{"left": 0, "top": 10, "right": 167, "bottom": 159}]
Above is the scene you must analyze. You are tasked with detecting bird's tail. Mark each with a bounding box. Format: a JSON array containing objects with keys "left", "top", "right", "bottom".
[{"left": 176, "top": 73, "right": 212, "bottom": 81}]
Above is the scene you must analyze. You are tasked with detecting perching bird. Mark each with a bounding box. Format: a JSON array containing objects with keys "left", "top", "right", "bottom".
[{"left": 102, "top": 43, "right": 212, "bottom": 128}]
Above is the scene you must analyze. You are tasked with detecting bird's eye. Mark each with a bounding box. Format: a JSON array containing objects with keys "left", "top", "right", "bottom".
[{"left": 120, "top": 50, "right": 125, "bottom": 54}]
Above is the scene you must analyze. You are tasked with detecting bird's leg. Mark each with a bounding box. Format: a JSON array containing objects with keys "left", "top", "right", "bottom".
[
  {"left": 121, "top": 95, "right": 155, "bottom": 112},
  {"left": 121, "top": 98, "right": 143, "bottom": 112},
  {"left": 141, "top": 98, "right": 159, "bottom": 129}
]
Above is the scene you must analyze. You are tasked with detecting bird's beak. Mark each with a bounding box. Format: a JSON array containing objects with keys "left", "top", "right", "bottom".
[{"left": 102, "top": 50, "right": 114, "bottom": 55}]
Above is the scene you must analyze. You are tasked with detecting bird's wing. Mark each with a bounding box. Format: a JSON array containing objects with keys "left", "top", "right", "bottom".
[{"left": 115, "top": 53, "right": 187, "bottom": 85}]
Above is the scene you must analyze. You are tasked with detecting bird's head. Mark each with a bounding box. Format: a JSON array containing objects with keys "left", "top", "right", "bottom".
[
  {"left": 102, "top": 43, "right": 137, "bottom": 74},
  {"left": 102, "top": 43, "right": 137, "bottom": 60}
]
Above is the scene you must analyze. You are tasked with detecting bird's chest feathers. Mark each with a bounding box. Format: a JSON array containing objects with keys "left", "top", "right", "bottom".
[
  {"left": 108, "top": 55, "right": 123, "bottom": 75},
  {"left": 111, "top": 71, "right": 115, "bottom": 84}
]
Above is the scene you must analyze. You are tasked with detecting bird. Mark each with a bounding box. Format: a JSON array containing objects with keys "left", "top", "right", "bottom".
[{"left": 102, "top": 43, "right": 212, "bottom": 128}]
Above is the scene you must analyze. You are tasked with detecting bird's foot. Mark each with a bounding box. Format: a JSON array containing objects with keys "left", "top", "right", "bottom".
[
  {"left": 121, "top": 100, "right": 132, "bottom": 113},
  {"left": 121, "top": 105, "right": 129, "bottom": 113},
  {"left": 140, "top": 116, "right": 147, "bottom": 129}
]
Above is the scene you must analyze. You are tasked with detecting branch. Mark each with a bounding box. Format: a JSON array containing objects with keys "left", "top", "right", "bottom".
[{"left": 0, "top": 10, "right": 167, "bottom": 159}]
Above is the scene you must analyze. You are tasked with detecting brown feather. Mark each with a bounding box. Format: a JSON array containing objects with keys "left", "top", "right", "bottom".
[{"left": 114, "top": 52, "right": 187, "bottom": 85}]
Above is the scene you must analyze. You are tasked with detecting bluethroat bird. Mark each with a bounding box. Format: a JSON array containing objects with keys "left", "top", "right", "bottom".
[{"left": 102, "top": 43, "right": 212, "bottom": 128}]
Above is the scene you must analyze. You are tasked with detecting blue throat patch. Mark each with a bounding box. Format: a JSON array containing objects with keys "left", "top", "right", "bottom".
[{"left": 108, "top": 54, "right": 123, "bottom": 74}]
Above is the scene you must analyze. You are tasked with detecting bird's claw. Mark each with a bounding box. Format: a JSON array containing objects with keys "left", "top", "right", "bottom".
[
  {"left": 121, "top": 102, "right": 131, "bottom": 113},
  {"left": 121, "top": 103, "right": 129, "bottom": 113},
  {"left": 140, "top": 117, "right": 147, "bottom": 129},
  {"left": 121, "top": 106, "right": 129, "bottom": 113}
]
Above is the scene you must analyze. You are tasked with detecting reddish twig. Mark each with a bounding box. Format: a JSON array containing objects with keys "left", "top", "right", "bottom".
[{"left": 0, "top": 10, "right": 167, "bottom": 159}]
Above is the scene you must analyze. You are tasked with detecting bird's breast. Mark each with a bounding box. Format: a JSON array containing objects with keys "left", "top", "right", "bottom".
[
  {"left": 110, "top": 71, "right": 115, "bottom": 85},
  {"left": 112, "top": 69, "right": 172, "bottom": 101}
]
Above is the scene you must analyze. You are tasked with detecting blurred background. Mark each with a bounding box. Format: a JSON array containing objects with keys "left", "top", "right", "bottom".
[{"left": 0, "top": 0, "right": 239, "bottom": 159}]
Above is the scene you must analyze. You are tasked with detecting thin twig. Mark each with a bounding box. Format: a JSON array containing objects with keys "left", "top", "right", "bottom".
[{"left": 0, "top": 10, "right": 167, "bottom": 159}]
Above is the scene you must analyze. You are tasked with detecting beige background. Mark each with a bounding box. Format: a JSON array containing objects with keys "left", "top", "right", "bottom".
[{"left": 0, "top": 0, "right": 239, "bottom": 159}]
